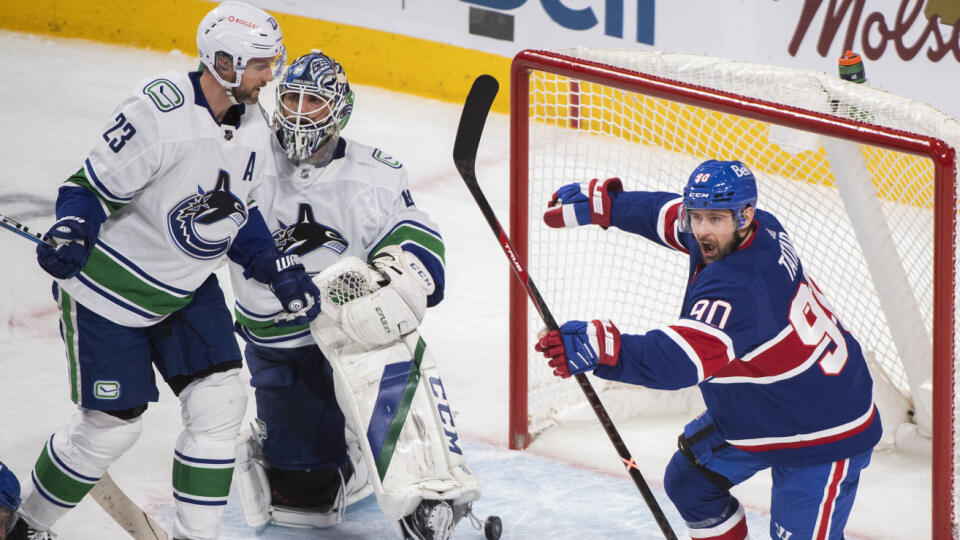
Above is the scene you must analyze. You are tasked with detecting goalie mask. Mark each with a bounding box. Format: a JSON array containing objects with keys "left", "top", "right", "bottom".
[
  {"left": 196, "top": 1, "right": 286, "bottom": 95},
  {"left": 274, "top": 51, "right": 355, "bottom": 164},
  {"left": 680, "top": 159, "right": 758, "bottom": 232}
]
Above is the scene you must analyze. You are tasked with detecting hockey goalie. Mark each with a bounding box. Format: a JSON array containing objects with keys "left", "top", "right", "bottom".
[
  {"left": 230, "top": 50, "right": 484, "bottom": 539},
  {"left": 235, "top": 252, "right": 484, "bottom": 538}
]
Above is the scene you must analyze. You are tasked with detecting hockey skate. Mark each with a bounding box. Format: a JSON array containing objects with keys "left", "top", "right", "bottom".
[
  {"left": 398, "top": 500, "right": 502, "bottom": 540},
  {"left": 398, "top": 499, "right": 455, "bottom": 540},
  {"left": 8, "top": 517, "right": 57, "bottom": 540}
]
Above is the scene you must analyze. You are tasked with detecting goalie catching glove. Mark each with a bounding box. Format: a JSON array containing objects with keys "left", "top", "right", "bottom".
[
  {"left": 543, "top": 177, "right": 622, "bottom": 229},
  {"left": 337, "top": 246, "right": 435, "bottom": 347},
  {"left": 536, "top": 319, "right": 621, "bottom": 378}
]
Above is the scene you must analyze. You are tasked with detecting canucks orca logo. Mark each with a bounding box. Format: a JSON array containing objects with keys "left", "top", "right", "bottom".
[
  {"left": 167, "top": 170, "right": 248, "bottom": 260},
  {"left": 273, "top": 203, "right": 347, "bottom": 256}
]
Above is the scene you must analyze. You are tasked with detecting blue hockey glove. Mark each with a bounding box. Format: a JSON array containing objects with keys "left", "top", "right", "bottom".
[
  {"left": 535, "top": 319, "right": 621, "bottom": 378},
  {"left": 543, "top": 177, "right": 622, "bottom": 229},
  {"left": 264, "top": 254, "right": 322, "bottom": 326},
  {"left": 36, "top": 216, "right": 95, "bottom": 279}
]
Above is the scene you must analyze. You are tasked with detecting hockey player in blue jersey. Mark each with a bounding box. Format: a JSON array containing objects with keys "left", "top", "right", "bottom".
[
  {"left": 20, "top": 3, "right": 321, "bottom": 538},
  {"left": 535, "top": 160, "right": 880, "bottom": 540}
]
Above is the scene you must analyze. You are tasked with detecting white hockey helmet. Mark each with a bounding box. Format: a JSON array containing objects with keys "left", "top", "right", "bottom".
[{"left": 196, "top": 1, "right": 286, "bottom": 90}]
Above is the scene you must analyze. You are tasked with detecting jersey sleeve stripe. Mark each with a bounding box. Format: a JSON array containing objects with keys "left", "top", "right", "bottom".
[
  {"left": 65, "top": 168, "right": 122, "bottom": 216},
  {"left": 84, "top": 158, "right": 133, "bottom": 203},
  {"left": 372, "top": 220, "right": 445, "bottom": 264},
  {"left": 656, "top": 198, "right": 687, "bottom": 253},
  {"left": 726, "top": 404, "right": 877, "bottom": 451},
  {"left": 664, "top": 322, "right": 735, "bottom": 381},
  {"left": 672, "top": 318, "right": 735, "bottom": 358},
  {"left": 659, "top": 326, "right": 705, "bottom": 382}
]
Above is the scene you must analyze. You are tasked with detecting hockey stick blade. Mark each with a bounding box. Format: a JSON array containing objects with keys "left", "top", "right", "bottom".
[
  {"left": 453, "top": 74, "right": 498, "bottom": 183},
  {"left": 0, "top": 214, "right": 53, "bottom": 247},
  {"left": 452, "top": 76, "right": 678, "bottom": 540}
]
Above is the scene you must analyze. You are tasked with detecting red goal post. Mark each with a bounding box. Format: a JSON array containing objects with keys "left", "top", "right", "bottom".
[{"left": 508, "top": 49, "right": 958, "bottom": 537}]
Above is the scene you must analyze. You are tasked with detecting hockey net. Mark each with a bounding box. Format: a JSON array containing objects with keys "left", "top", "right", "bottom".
[{"left": 509, "top": 49, "right": 958, "bottom": 536}]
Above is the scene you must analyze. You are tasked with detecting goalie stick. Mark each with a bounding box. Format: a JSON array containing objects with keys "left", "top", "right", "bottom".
[{"left": 452, "top": 74, "right": 678, "bottom": 540}]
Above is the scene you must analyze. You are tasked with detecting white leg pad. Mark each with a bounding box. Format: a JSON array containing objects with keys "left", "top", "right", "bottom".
[
  {"left": 344, "top": 422, "right": 374, "bottom": 507},
  {"left": 310, "top": 323, "right": 481, "bottom": 522},
  {"left": 235, "top": 426, "right": 271, "bottom": 529},
  {"left": 19, "top": 409, "right": 142, "bottom": 530},
  {"left": 173, "top": 369, "right": 247, "bottom": 540}
]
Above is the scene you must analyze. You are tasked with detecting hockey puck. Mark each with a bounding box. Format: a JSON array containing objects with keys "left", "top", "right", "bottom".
[{"left": 484, "top": 515, "right": 502, "bottom": 540}]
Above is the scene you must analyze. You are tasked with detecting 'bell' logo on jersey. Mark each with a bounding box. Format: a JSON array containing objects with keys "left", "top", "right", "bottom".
[
  {"left": 273, "top": 203, "right": 348, "bottom": 256},
  {"left": 167, "top": 170, "right": 248, "bottom": 260}
]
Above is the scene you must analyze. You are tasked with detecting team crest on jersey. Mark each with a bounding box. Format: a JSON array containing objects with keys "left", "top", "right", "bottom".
[
  {"left": 167, "top": 170, "right": 248, "bottom": 260},
  {"left": 273, "top": 203, "right": 348, "bottom": 256},
  {"left": 142, "top": 79, "right": 184, "bottom": 112},
  {"left": 372, "top": 149, "right": 402, "bottom": 169}
]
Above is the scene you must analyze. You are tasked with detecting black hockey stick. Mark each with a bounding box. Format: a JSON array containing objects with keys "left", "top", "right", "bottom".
[
  {"left": 453, "top": 75, "right": 678, "bottom": 540},
  {"left": 0, "top": 213, "right": 53, "bottom": 247}
]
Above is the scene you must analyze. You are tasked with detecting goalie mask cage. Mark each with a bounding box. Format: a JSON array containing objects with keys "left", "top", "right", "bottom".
[{"left": 508, "top": 49, "right": 959, "bottom": 537}]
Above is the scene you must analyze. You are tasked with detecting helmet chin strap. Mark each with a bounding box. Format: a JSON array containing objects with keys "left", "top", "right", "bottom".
[{"left": 224, "top": 87, "right": 241, "bottom": 106}]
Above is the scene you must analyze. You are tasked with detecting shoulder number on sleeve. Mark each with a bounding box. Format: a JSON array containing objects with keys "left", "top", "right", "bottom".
[
  {"left": 103, "top": 113, "right": 137, "bottom": 153},
  {"left": 142, "top": 79, "right": 184, "bottom": 112},
  {"left": 689, "top": 299, "right": 731, "bottom": 329}
]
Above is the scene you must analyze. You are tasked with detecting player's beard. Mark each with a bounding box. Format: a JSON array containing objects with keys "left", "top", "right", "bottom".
[
  {"left": 699, "top": 224, "right": 752, "bottom": 264},
  {"left": 231, "top": 84, "right": 263, "bottom": 105}
]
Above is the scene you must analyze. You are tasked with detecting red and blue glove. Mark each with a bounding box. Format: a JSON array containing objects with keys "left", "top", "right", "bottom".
[
  {"left": 535, "top": 319, "right": 621, "bottom": 378},
  {"left": 543, "top": 178, "right": 622, "bottom": 229},
  {"left": 36, "top": 216, "right": 96, "bottom": 279}
]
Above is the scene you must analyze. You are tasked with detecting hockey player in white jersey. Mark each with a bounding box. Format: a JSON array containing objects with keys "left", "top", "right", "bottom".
[
  {"left": 17, "top": 3, "right": 323, "bottom": 539},
  {"left": 231, "top": 51, "right": 487, "bottom": 540}
]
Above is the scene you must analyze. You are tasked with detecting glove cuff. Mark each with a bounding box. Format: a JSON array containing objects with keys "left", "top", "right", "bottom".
[
  {"left": 591, "top": 319, "right": 621, "bottom": 367},
  {"left": 588, "top": 178, "right": 622, "bottom": 229}
]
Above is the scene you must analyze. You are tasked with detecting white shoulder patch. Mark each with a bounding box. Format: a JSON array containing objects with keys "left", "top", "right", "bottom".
[
  {"left": 141, "top": 78, "right": 185, "bottom": 112},
  {"left": 371, "top": 149, "right": 403, "bottom": 169}
]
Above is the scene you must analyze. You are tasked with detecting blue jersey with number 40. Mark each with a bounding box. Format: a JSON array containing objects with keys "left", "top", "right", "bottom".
[{"left": 593, "top": 191, "right": 881, "bottom": 467}]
